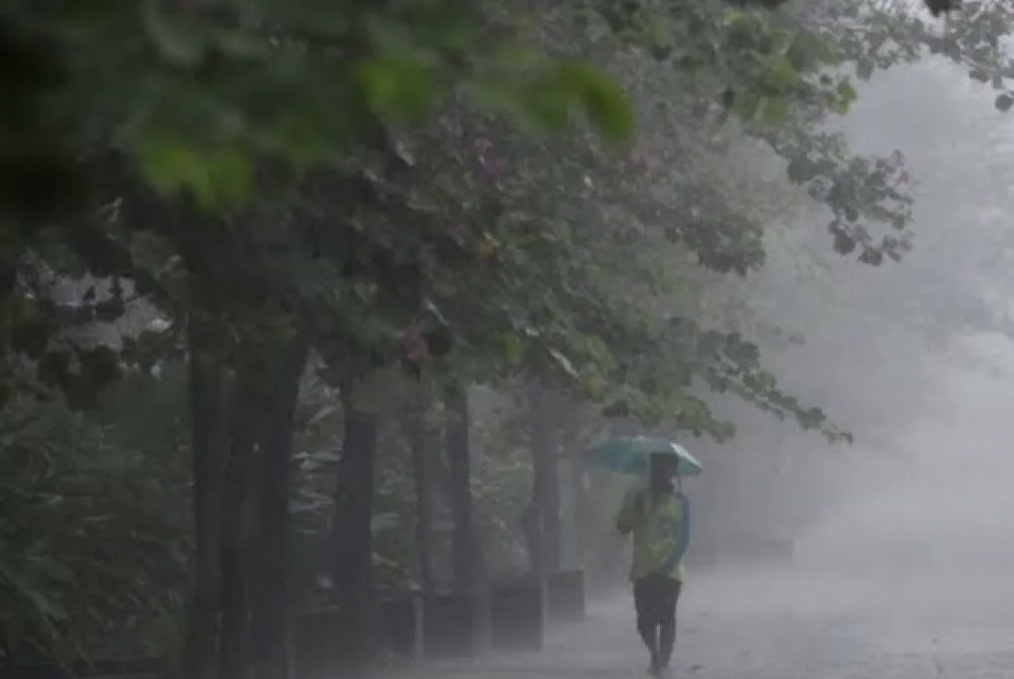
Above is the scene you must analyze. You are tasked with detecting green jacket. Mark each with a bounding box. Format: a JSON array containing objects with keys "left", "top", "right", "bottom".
[{"left": 616, "top": 487, "right": 689, "bottom": 582}]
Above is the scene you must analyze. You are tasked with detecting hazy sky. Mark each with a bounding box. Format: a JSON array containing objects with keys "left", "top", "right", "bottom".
[{"left": 720, "top": 57, "right": 1014, "bottom": 571}]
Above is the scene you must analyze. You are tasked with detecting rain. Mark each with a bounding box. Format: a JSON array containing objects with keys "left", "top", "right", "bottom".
[{"left": 4, "top": 1, "right": 1014, "bottom": 679}]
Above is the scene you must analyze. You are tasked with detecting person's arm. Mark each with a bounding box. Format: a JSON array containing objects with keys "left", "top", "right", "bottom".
[{"left": 615, "top": 489, "right": 640, "bottom": 536}]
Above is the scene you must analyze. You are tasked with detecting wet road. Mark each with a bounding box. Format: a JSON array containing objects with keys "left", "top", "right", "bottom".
[{"left": 411, "top": 566, "right": 1014, "bottom": 679}]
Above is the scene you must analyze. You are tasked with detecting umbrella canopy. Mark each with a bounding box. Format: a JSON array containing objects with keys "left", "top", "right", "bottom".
[{"left": 587, "top": 435, "right": 703, "bottom": 478}]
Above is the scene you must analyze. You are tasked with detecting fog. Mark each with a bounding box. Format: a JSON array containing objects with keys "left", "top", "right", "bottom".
[
  {"left": 638, "top": 57, "right": 1014, "bottom": 677},
  {"left": 782, "top": 63, "right": 1013, "bottom": 554},
  {"left": 793, "top": 344, "right": 1014, "bottom": 575},
  {"left": 694, "top": 53, "right": 1014, "bottom": 560},
  {"left": 365, "top": 37, "right": 1014, "bottom": 679},
  {"left": 373, "top": 13, "right": 1014, "bottom": 679},
  {"left": 441, "top": 57, "right": 1014, "bottom": 679}
]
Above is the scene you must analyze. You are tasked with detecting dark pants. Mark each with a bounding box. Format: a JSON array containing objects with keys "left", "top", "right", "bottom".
[{"left": 633, "top": 573, "right": 682, "bottom": 668}]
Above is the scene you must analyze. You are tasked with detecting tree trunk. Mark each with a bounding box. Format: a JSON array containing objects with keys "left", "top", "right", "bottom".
[
  {"left": 570, "top": 455, "right": 591, "bottom": 570},
  {"left": 248, "top": 335, "right": 312, "bottom": 679},
  {"left": 329, "top": 388, "right": 382, "bottom": 668},
  {"left": 527, "top": 384, "right": 561, "bottom": 576},
  {"left": 218, "top": 373, "right": 262, "bottom": 679},
  {"left": 557, "top": 407, "right": 584, "bottom": 569},
  {"left": 446, "top": 387, "right": 474, "bottom": 592},
  {"left": 406, "top": 414, "right": 436, "bottom": 596},
  {"left": 182, "top": 312, "right": 231, "bottom": 679},
  {"left": 444, "top": 386, "right": 490, "bottom": 652}
]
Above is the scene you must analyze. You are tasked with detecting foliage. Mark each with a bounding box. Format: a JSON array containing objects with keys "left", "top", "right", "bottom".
[
  {"left": 335, "top": 0, "right": 924, "bottom": 441},
  {"left": 2, "top": 0, "right": 921, "bottom": 426},
  {"left": 0, "top": 394, "right": 188, "bottom": 663},
  {"left": 0, "top": 0, "right": 633, "bottom": 216},
  {"left": 0, "top": 0, "right": 635, "bottom": 415}
]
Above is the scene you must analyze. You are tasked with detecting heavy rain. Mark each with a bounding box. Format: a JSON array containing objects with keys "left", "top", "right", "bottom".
[{"left": 2, "top": 1, "right": 1013, "bottom": 678}]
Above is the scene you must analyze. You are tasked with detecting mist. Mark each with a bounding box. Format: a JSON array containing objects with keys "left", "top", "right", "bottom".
[
  {"left": 766, "top": 59, "right": 1014, "bottom": 568},
  {"left": 642, "top": 52, "right": 1014, "bottom": 678}
]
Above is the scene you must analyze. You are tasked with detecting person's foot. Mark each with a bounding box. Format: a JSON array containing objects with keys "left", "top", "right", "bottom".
[{"left": 647, "top": 660, "right": 671, "bottom": 678}]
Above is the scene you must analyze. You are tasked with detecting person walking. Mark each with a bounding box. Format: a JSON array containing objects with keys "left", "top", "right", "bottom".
[{"left": 615, "top": 452, "right": 691, "bottom": 677}]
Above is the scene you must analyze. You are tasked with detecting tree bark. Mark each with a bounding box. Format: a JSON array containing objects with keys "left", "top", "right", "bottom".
[
  {"left": 329, "top": 388, "right": 382, "bottom": 668},
  {"left": 406, "top": 413, "right": 436, "bottom": 596},
  {"left": 446, "top": 387, "right": 474, "bottom": 592},
  {"left": 444, "top": 386, "right": 489, "bottom": 652},
  {"left": 217, "top": 371, "right": 263, "bottom": 679},
  {"left": 527, "top": 384, "right": 561, "bottom": 576},
  {"left": 182, "top": 312, "right": 231, "bottom": 679},
  {"left": 248, "top": 335, "right": 312, "bottom": 679},
  {"left": 570, "top": 455, "right": 591, "bottom": 570}
]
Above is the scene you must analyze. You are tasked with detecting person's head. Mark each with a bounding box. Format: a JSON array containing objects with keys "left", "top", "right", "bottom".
[{"left": 648, "top": 452, "right": 676, "bottom": 491}]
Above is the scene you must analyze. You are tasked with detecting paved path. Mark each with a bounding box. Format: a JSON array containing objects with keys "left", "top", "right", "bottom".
[{"left": 395, "top": 567, "right": 1014, "bottom": 679}]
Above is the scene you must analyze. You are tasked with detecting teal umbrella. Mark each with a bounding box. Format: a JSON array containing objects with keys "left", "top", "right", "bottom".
[{"left": 587, "top": 435, "right": 703, "bottom": 478}]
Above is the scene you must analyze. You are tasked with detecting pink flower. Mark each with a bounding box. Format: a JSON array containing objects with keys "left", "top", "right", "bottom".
[{"left": 401, "top": 325, "right": 429, "bottom": 362}]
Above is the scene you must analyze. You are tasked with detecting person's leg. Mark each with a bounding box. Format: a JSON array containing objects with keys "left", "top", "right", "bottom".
[
  {"left": 656, "top": 578, "right": 682, "bottom": 670},
  {"left": 632, "top": 577, "right": 659, "bottom": 670}
]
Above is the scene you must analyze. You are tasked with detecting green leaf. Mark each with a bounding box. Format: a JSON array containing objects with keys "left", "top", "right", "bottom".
[
  {"left": 731, "top": 91, "right": 761, "bottom": 120},
  {"left": 760, "top": 54, "right": 799, "bottom": 93},
  {"left": 132, "top": 136, "right": 253, "bottom": 209},
  {"left": 647, "top": 22, "right": 674, "bottom": 61},
  {"left": 133, "top": 137, "right": 203, "bottom": 195},
  {"left": 518, "top": 82, "right": 572, "bottom": 134},
  {"left": 583, "top": 334, "right": 615, "bottom": 370},
  {"left": 756, "top": 96, "right": 789, "bottom": 124},
  {"left": 191, "top": 149, "right": 255, "bottom": 209},
  {"left": 357, "top": 54, "right": 440, "bottom": 121},
  {"left": 584, "top": 371, "right": 609, "bottom": 400},
  {"left": 501, "top": 333, "right": 526, "bottom": 366},
  {"left": 553, "top": 62, "right": 634, "bottom": 140},
  {"left": 831, "top": 79, "right": 857, "bottom": 115}
]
